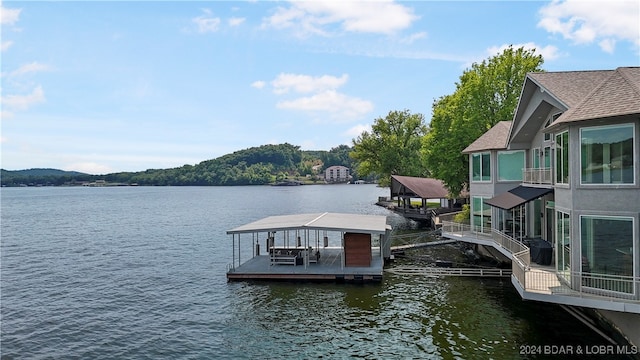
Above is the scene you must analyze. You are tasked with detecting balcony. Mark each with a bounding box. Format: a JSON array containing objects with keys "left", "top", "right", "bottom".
[
  {"left": 441, "top": 220, "right": 640, "bottom": 313},
  {"left": 523, "top": 167, "right": 552, "bottom": 185}
]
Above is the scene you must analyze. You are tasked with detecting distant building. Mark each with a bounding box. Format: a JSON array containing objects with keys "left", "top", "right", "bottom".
[{"left": 325, "top": 166, "right": 350, "bottom": 183}]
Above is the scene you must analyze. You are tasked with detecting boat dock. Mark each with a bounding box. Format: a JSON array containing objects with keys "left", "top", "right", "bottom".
[
  {"left": 227, "top": 247, "right": 384, "bottom": 282},
  {"left": 226, "top": 212, "right": 392, "bottom": 283}
]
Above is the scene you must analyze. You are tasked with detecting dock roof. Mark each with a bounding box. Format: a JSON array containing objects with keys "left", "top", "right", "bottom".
[
  {"left": 227, "top": 212, "right": 389, "bottom": 235},
  {"left": 391, "top": 175, "right": 451, "bottom": 199}
]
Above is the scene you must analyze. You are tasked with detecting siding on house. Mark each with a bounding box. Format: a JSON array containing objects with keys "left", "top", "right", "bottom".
[{"left": 444, "top": 67, "right": 640, "bottom": 327}]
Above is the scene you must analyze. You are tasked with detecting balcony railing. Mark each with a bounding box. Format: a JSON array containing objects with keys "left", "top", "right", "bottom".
[
  {"left": 511, "top": 259, "right": 639, "bottom": 301},
  {"left": 441, "top": 220, "right": 640, "bottom": 307},
  {"left": 523, "top": 167, "right": 552, "bottom": 185},
  {"left": 441, "top": 220, "right": 527, "bottom": 256}
]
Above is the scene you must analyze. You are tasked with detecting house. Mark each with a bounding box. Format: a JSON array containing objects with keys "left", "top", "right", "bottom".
[
  {"left": 442, "top": 67, "right": 640, "bottom": 345},
  {"left": 324, "top": 165, "right": 350, "bottom": 183}
]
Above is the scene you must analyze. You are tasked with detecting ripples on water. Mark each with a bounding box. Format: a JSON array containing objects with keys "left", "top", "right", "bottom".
[{"left": 1, "top": 186, "right": 606, "bottom": 359}]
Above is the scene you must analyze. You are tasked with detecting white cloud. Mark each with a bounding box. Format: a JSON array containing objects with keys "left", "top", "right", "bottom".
[
  {"left": 193, "top": 9, "right": 221, "bottom": 33},
  {"left": 538, "top": 0, "right": 640, "bottom": 52},
  {"left": 271, "top": 73, "right": 348, "bottom": 94},
  {"left": 486, "top": 42, "right": 562, "bottom": 61},
  {"left": 263, "top": 0, "right": 418, "bottom": 37},
  {"left": 265, "top": 72, "right": 373, "bottom": 121},
  {"left": 1, "top": 85, "right": 46, "bottom": 117},
  {"left": 276, "top": 90, "right": 373, "bottom": 121},
  {"left": 1, "top": 6, "right": 21, "bottom": 25},
  {"left": 9, "top": 62, "right": 53, "bottom": 77},
  {"left": 251, "top": 80, "right": 266, "bottom": 89},
  {"left": 228, "top": 17, "right": 245, "bottom": 27},
  {"left": 1, "top": 40, "right": 13, "bottom": 51}
]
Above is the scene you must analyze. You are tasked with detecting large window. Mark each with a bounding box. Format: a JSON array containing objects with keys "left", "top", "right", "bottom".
[
  {"left": 581, "top": 216, "right": 634, "bottom": 294},
  {"left": 497, "top": 150, "right": 524, "bottom": 181},
  {"left": 472, "top": 197, "right": 491, "bottom": 233},
  {"left": 472, "top": 152, "right": 491, "bottom": 182},
  {"left": 556, "top": 211, "right": 570, "bottom": 281},
  {"left": 555, "top": 131, "right": 569, "bottom": 184},
  {"left": 580, "top": 124, "right": 635, "bottom": 185}
]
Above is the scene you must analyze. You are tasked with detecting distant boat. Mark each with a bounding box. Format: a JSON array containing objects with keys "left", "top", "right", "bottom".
[{"left": 272, "top": 180, "right": 303, "bottom": 186}]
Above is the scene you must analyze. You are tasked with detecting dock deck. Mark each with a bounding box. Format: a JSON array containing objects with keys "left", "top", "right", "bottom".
[
  {"left": 226, "top": 213, "right": 391, "bottom": 283},
  {"left": 227, "top": 248, "right": 384, "bottom": 282}
]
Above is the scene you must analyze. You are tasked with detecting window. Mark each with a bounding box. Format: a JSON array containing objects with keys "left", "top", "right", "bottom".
[
  {"left": 497, "top": 150, "right": 524, "bottom": 181},
  {"left": 555, "top": 131, "right": 569, "bottom": 184},
  {"left": 544, "top": 113, "right": 562, "bottom": 141},
  {"left": 472, "top": 197, "right": 491, "bottom": 233},
  {"left": 580, "top": 124, "right": 635, "bottom": 185},
  {"left": 543, "top": 147, "right": 551, "bottom": 168},
  {"left": 556, "top": 211, "right": 570, "bottom": 281},
  {"left": 532, "top": 148, "right": 541, "bottom": 169},
  {"left": 581, "top": 216, "right": 634, "bottom": 294},
  {"left": 471, "top": 152, "right": 491, "bottom": 182}
]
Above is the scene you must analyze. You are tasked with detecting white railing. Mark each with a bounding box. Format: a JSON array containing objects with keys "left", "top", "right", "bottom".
[
  {"left": 512, "top": 259, "right": 639, "bottom": 301},
  {"left": 442, "top": 220, "right": 640, "bottom": 304},
  {"left": 512, "top": 249, "right": 530, "bottom": 291},
  {"left": 437, "top": 211, "right": 463, "bottom": 224},
  {"left": 441, "top": 220, "right": 526, "bottom": 255},
  {"left": 523, "top": 167, "right": 552, "bottom": 184}
]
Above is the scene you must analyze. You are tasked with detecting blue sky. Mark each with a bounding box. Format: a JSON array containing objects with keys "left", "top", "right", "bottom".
[{"left": 2, "top": 1, "right": 639, "bottom": 174}]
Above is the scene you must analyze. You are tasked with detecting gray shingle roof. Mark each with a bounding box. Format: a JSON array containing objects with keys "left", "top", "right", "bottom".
[
  {"left": 528, "top": 70, "right": 612, "bottom": 108},
  {"left": 551, "top": 67, "right": 640, "bottom": 126},
  {"left": 462, "top": 121, "right": 512, "bottom": 153}
]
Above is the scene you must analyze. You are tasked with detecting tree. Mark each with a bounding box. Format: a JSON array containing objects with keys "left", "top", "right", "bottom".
[
  {"left": 320, "top": 145, "right": 353, "bottom": 168},
  {"left": 422, "top": 46, "right": 544, "bottom": 196},
  {"left": 351, "top": 109, "right": 428, "bottom": 187}
]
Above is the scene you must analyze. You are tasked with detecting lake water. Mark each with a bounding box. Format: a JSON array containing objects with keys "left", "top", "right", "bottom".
[{"left": 1, "top": 185, "right": 608, "bottom": 359}]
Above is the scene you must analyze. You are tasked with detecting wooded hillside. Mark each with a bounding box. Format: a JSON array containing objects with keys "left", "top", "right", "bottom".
[{"left": 1, "top": 143, "right": 361, "bottom": 186}]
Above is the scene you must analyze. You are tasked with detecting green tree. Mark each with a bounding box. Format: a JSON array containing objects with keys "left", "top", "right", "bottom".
[
  {"left": 422, "top": 46, "right": 544, "bottom": 196},
  {"left": 351, "top": 109, "right": 428, "bottom": 187}
]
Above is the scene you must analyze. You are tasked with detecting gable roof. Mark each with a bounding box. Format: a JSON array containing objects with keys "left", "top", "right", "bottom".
[
  {"left": 462, "top": 121, "right": 512, "bottom": 153},
  {"left": 548, "top": 67, "right": 640, "bottom": 128},
  {"left": 509, "top": 67, "right": 638, "bottom": 143},
  {"left": 528, "top": 70, "right": 613, "bottom": 108},
  {"left": 390, "top": 175, "right": 450, "bottom": 199}
]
